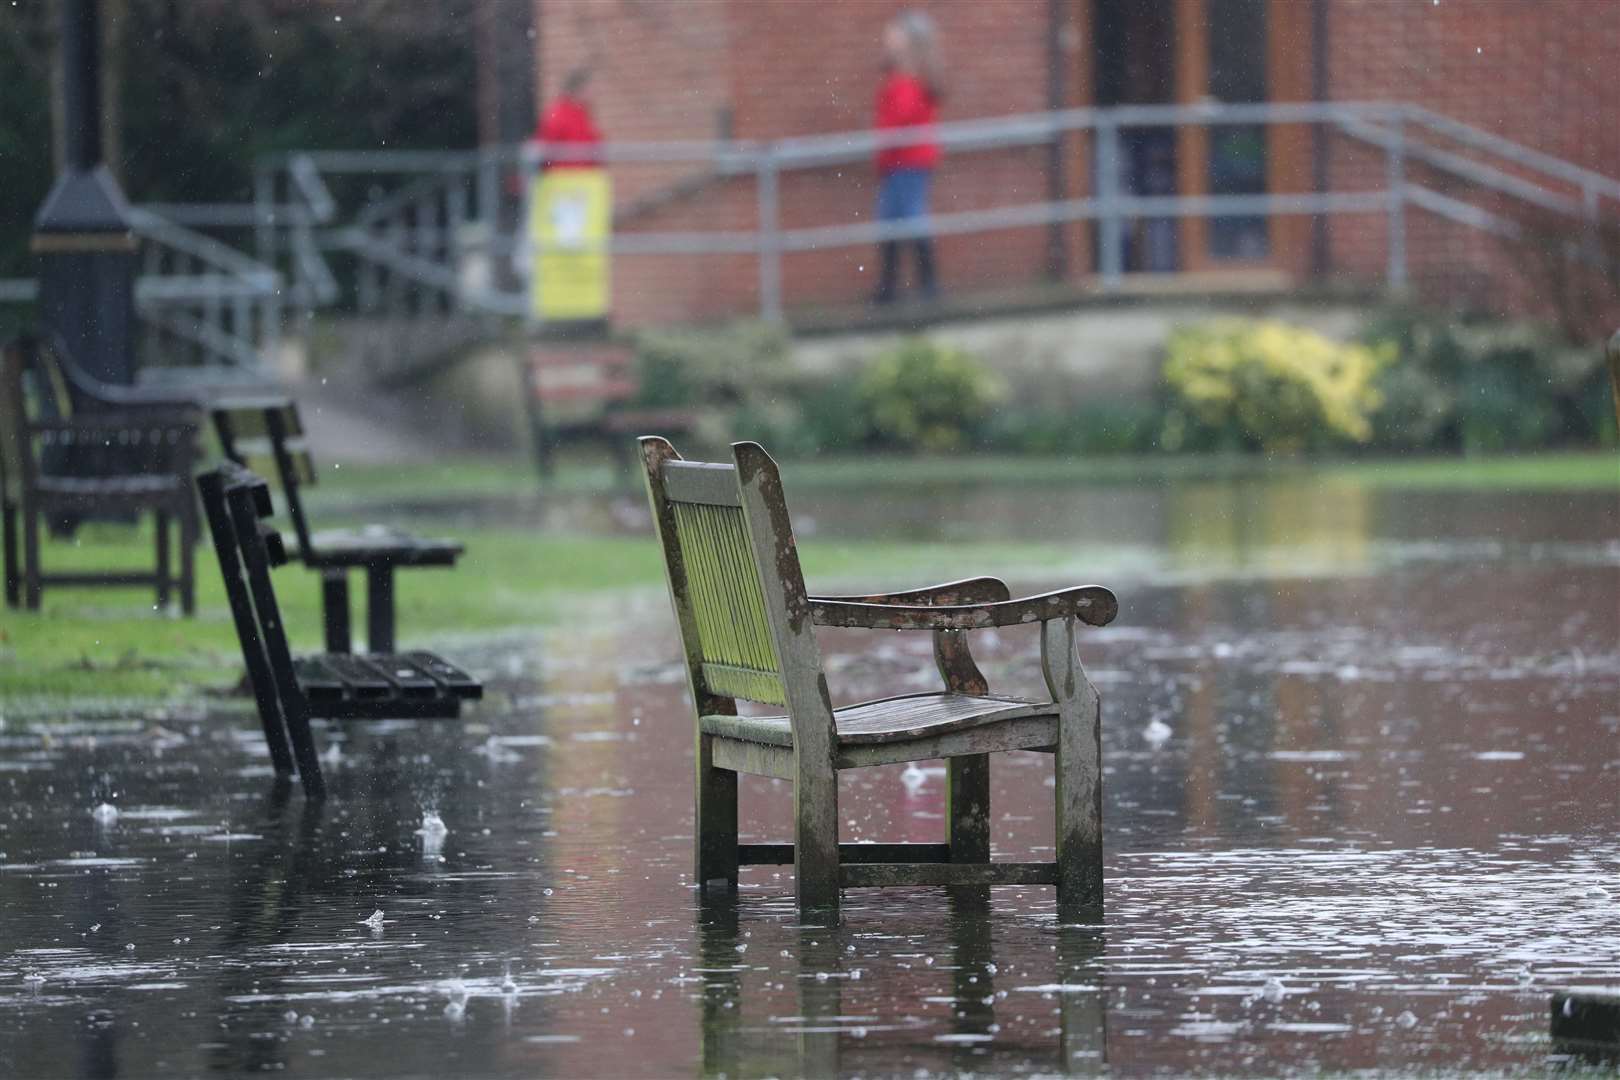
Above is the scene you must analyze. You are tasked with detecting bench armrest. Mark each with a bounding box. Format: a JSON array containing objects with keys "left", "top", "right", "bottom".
[
  {"left": 810, "top": 575, "right": 1011, "bottom": 607},
  {"left": 810, "top": 585, "right": 1117, "bottom": 631}
]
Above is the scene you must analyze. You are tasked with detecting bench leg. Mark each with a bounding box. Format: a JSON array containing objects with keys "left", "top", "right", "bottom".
[
  {"left": 366, "top": 565, "right": 396, "bottom": 654},
  {"left": 154, "top": 510, "right": 172, "bottom": 611},
  {"left": 794, "top": 756, "right": 841, "bottom": 922},
  {"left": 3, "top": 500, "right": 17, "bottom": 608},
  {"left": 321, "top": 571, "right": 352, "bottom": 654},
  {"left": 22, "top": 502, "right": 41, "bottom": 610},
  {"left": 284, "top": 703, "right": 327, "bottom": 800},
  {"left": 1044, "top": 617, "right": 1103, "bottom": 924},
  {"left": 947, "top": 753, "right": 991, "bottom": 907},
  {"left": 695, "top": 733, "right": 739, "bottom": 894},
  {"left": 178, "top": 501, "right": 197, "bottom": 616}
]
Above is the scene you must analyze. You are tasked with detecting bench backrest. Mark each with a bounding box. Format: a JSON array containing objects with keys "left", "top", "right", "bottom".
[
  {"left": 529, "top": 344, "right": 639, "bottom": 421},
  {"left": 212, "top": 401, "right": 318, "bottom": 559},
  {"left": 0, "top": 336, "right": 78, "bottom": 501},
  {"left": 196, "top": 463, "right": 304, "bottom": 775},
  {"left": 639, "top": 437, "right": 835, "bottom": 752}
]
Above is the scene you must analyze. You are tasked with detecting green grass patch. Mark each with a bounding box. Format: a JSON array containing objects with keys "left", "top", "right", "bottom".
[
  {"left": 315, "top": 450, "right": 1619, "bottom": 515},
  {"left": 0, "top": 520, "right": 1096, "bottom": 712}
]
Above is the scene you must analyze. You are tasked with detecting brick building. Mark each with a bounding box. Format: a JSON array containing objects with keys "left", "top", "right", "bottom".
[{"left": 533, "top": 0, "right": 1620, "bottom": 327}]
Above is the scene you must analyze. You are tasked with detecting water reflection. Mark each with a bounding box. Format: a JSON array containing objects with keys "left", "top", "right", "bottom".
[
  {"left": 695, "top": 894, "right": 1107, "bottom": 1077},
  {"left": 1, "top": 480, "right": 1616, "bottom": 1075}
]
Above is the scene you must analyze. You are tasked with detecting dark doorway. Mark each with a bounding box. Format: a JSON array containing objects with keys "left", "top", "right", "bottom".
[{"left": 1093, "top": 0, "right": 1180, "bottom": 273}]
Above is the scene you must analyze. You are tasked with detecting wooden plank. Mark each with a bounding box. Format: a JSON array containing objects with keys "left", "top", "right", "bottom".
[
  {"left": 293, "top": 656, "right": 348, "bottom": 703},
  {"left": 733, "top": 442, "right": 841, "bottom": 918},
  {"left": 841, "top": 862, "right": 1058, "bottom": 888},
  {"left": 739, "top": 843, "right": 953, "bottom": 866},
  {"left": 661, "top": 460, "right": 742, "bottom": 507},
  {"left": 360, "top": 655, "right": 442, "bottom": 699},
  {"left": 37, "top": 572, "right": 162, "bottom": 587},
  {"left": 835, "top": 715, "right": 1057, "bottom": 770},
  {"left": 403, "top": 651, "right": 482, "bottom": 699},
  {"left": 311, "top": 652, "right": 393, "bottom": 699},
  {"left": 710, "top": 737, "right": 794, "bottom": 780}
]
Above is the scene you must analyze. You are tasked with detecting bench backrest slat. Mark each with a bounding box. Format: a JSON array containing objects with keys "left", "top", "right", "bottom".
[
  {"left": 640, "top": 437, "right": 836, "bottom": 758},
  {"left": 196, "top": 466, "right": 298, "bottom": 776},
  {"left": 213, "top": 402, "right": 317, "bottom": 558}
]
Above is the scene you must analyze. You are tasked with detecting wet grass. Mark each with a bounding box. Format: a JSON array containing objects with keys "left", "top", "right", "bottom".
[
  {"left": 316, "top": 449, "right": 1619, "bottom": 511},
  {"left": 0, "top": 520, "right": 1091, "bottom": 711},
  {"left": 4, "top": 448, "right": 1613, "bottom": 713}
]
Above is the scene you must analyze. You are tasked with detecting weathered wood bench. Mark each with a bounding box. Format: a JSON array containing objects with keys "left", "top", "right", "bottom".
[
  {"left": 197, "top": 463, "right": 481, "bottom": 798},
  {"left": 211, "top": 400, "right": 463, "bottom": 654},
  {"left": 640, "top": 436, "right": 1117, "bottom": 922},
  {"left": 2, "top": 334, "right": 201, "bottom": 613},
  {"left": 524, "top": 340, "right": 695, "bottom": 478}
]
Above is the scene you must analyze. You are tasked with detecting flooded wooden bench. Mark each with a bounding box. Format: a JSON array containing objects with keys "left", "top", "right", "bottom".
[
  {"left": 211, "top": 399, "right": 463, "bottom": 653},
  {"left": 197, "top": 463, "right": 481, "bottom": 798},
  {"left": 639, "top": 436, "right": 1117, "bottom": 922},
  {"left": 524, "top": 340, "right": 694, "bottom": 479},
  {"left": 2, "top": 334, "right": 202, "bottom": 613}
]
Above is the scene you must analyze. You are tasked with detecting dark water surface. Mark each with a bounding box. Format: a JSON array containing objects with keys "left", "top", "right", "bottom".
[{"left": 3, "top": 479, "right": 1618, "bottom": 1077}]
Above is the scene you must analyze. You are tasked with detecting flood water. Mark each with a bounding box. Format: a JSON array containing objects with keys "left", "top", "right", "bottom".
[{"left": 3, "top": 474, "right": 1618, "bottom": 1076}]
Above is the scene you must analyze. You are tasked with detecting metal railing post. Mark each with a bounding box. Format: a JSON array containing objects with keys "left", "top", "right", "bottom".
[
  {"left": 1386, "top": 110, "right": 1408, "bottom": 290},
  {"left": 757, "top": 148, "right": 784, "bottom": 322},
  {"left": 254, "top": 164, "right": 276, "bottom": 270},
  {"left": 1095, "top": 119, "right": 1124, "bottom": 289}
]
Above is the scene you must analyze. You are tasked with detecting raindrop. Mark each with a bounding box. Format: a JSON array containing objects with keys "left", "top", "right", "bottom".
[
  {"left": 91, "top": 803, "right": 119, "bottom": 826},
  {"left": 1142, "top": 718, "right": 1172, "bottom": 748},
  {"left": 360, "top": 909, "right": 386, "bottom": 929}
]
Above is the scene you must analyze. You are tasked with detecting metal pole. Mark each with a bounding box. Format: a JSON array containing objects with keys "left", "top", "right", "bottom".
[
  {"left": 254, "top": 164, "right": 276, "bottom": 269},
  {"left": 60, "top": 0, "right": 101, "bottom": 171},
  {"left": 1095, "top": 120, "right": 1124, "bottom": 289},
  {"left": 757, "top": 149, "right": 783, "bottom": 322},
  {"left": 1385, "top": 111, "right": 1407, "bottom": 290}
]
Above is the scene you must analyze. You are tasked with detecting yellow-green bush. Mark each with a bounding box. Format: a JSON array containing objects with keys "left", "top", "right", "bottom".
[
  {"left": 1162, "top": 319, "right": 1389, "bottom": 453},
  {"left": 856, "top": 337, "right": 1004, "bottom": 452}
]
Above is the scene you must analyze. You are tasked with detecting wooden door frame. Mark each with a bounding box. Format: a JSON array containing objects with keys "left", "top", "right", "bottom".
[{"left": 1172, "top": 0, "right": 1313, "bottom": 277}]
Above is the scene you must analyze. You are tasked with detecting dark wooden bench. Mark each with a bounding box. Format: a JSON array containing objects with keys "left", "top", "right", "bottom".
[
  {"left": 197, "top": 463, "right": 481, "bottom": 798},
  {"left": 211, "top": 399, "right": 463, "bottom": 654},
  {"left": 523, "top": 340, "right": 695, "bottom": 478},
  {"left": 2, "top": 334, "right": 201, "bottom": 613}
]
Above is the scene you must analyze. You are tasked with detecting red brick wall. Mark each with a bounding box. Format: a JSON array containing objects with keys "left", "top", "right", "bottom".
[
  {"left": 1323, "top": 0, "right": 1620, "bottom": 317},
  {"left": 537, "top": 0, "right": 1620, "bottom": 326}
]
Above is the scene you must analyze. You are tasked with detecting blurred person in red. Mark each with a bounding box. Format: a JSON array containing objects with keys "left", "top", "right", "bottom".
[
  {"left": 536, "top": 67, "right": 601, "bottom": 169},
  {"left": 871, "top": 10, "right": 943, "bottom": 305}
]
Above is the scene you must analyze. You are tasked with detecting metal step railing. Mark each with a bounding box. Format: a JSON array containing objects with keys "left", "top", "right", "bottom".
[{"left": 3, "top": 102, "right": 1615, "bottom": 382}]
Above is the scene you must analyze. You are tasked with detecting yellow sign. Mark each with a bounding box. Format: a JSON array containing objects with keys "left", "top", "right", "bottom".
[{"left": 528, "top": 169, "right": 611, "bottom": 321}]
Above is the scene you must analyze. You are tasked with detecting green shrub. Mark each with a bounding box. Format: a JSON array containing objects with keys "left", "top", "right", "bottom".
[
  {"left": 854, "top": 338, "right": 1004, "bottom": 452},
  {"left": 1161, "top": 319, "right": 1388, "bottom": 453},
  {"left": 1361, "top": 308, "right": 1613, "bottom": 452},
  {"left": 632, "top": 320, "right": 791, "bottom": 409},
  {"left": 982, "top": 400, "right": 1162, "bottom": 454}
]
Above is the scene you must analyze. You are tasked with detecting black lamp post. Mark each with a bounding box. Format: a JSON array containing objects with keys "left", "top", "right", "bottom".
[{"left": 31, "top": 0, "right": 137, "bottom": 387}]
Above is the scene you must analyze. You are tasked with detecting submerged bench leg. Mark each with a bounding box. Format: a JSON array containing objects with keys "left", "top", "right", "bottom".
[
  {"left": 947, "top": 753, "right": 992, "bottom": 907},
  {"left": 4, "top": 501, "right": 18, "bottom": 608},
  {"left": 366, "top": 565, "right": 396, "bottom": 654},
  {"left": 178, "top": 504, "right": 196, "bottom": 616},
  {"left": 22, "top": 503, "right": 41, "bottom": 610},
  {"left": 695, "top": 733, "right": 739, "bottom": 894},
  {"left": 321, "top": 571, "right": 352, "bottom": 654},
  {"left": 154, "top": 510, "right": 172, "bottom": 610}
]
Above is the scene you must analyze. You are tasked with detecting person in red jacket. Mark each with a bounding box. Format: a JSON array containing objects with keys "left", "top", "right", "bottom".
[
  {"left": 871, "top": 11, "right": 943, "bottom": 305},
  {"left": 536, "top": 67, "right": 601, "bottom": 170}
]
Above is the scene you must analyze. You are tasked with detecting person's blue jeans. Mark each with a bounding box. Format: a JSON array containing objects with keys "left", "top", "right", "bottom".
[
  {"left": 873, "top": 168, "right": 937, "bottom": 302},
  {"left": 876, "top": 167, "right": 932, "bottom": 222}
]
